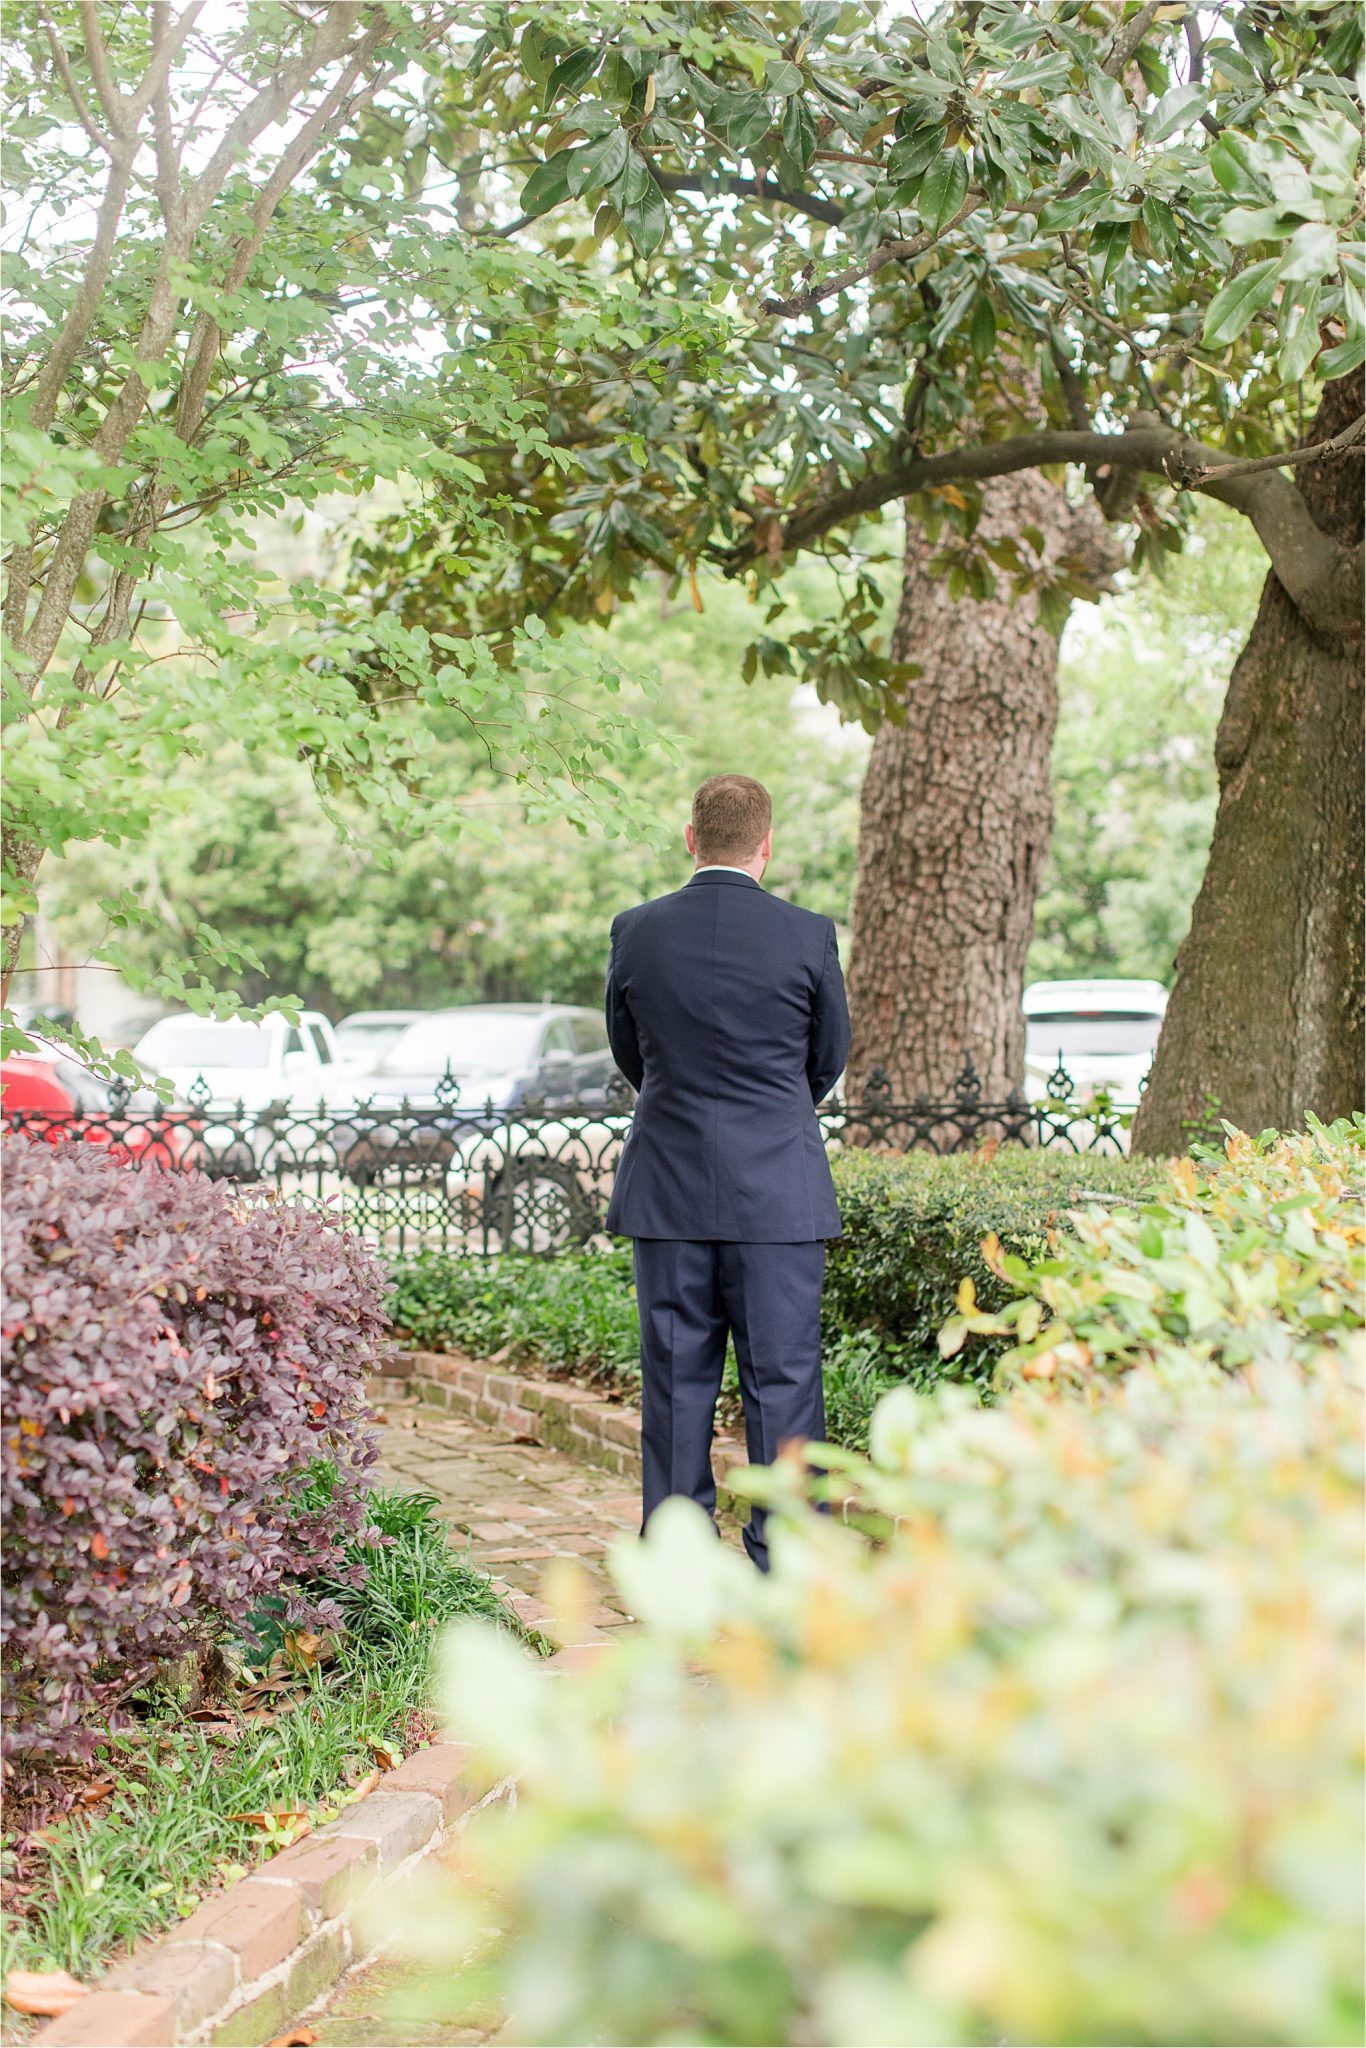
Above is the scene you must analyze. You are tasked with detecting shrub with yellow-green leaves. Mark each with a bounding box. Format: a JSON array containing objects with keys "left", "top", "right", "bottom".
[
  {"left": 386, "top": 1344, "right": 1363, "bottom": 2048},
  {"left": 939, "top": 1114, "right": 1364, "bottom": 1389},
  {"left": 372, "top": 1124, "right": 1364, "bottom": 2046}
]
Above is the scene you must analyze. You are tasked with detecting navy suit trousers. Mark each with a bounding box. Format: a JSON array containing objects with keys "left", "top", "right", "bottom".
[{"left": 633, "top": 1237, "right": 826, "bottom": 1572}]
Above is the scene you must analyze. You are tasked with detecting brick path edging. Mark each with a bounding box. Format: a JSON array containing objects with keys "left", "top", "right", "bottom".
[
  {"left": 381, "top": 1347, "right": 749, "bottom": 1498},
  {"left": 29, "top": 1746, "right": 515, "bottom": 2048}
]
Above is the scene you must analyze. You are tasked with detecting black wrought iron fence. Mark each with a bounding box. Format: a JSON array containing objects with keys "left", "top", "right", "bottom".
[{"left": 3, "top": 1054, "right": 1131, "bottom": 1258}]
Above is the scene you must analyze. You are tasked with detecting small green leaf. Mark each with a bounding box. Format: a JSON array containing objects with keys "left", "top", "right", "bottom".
[
  {"left": 969, "top": 293, "right": 996, "bottom": 362},
  {"left": 1144, "top": 82, "right": 1207, "bottom": 144},
  {"left": 566, "top": 127, "right": 629, "bottom": 197},
  {"left": 918, "top": 149, "right": 969, "bottom": 236},
  {"left": 519, "top": 152, "right": 573, "bottom": 219},
  {"left": 1278, "top": 282, "right": 1321, "bottom": 384},
  {"left": 1201, "top": 257, "right": 1280, "bottom": 347},
  {"left": 764, "top": 59, "right": 803, "bottom": 96},
  {"left": 1277, "top": 220, "right": 1337, "bottom": 284}
]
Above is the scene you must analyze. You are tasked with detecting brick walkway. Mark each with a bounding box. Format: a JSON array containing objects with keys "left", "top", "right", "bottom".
[
  {"left": 371, "top": 1393, "right": 648, "bottom": 1641},
  {"left": 301, "top": 1396, "right": 676, "bottom": 2045}
]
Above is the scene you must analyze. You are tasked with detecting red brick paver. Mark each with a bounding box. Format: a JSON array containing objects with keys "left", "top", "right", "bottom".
[{"left": 371, "top": 1397, "right": 649, "bottom": 1640}]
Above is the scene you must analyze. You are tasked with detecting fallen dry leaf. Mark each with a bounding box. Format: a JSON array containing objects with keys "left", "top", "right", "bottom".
[
  {"left": 77, "top": 1782, "right": 114, "bottom": 1805},
  {"left": 225, "top": 1808, "right": 312, "bottom": 1845},
  {"left": 5, "top": 1969, "right": 89, "bottom": 2017},
  {"left": 369, "top": 1738, "right": 402, "bottom": 1772},
  {"left": 345, "top": 1768, "right": 382, "bottom": 1803},
  {"left": 266, "top": 2030, "right": 317, "bottom": 2047}
]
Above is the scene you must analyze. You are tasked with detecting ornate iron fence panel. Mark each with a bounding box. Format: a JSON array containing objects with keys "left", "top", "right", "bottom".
[{"left": 3, "top": 1056, "right": 1132, "bottom": 1258}]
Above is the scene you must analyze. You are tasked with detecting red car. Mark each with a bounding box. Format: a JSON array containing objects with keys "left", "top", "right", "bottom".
[{"left": 1, "top": 1048, "right": 196, "bottom": 1169}]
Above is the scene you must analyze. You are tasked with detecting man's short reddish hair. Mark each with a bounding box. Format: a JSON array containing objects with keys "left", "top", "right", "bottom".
[{"left": 691, "top": 775, "right": 773, "bottom": 864}]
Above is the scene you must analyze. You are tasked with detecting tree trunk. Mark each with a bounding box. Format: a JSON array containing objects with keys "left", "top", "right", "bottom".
[
  {"left": 1132, "top": 372, "right": 1365, "bottom": 1155},
  {"left": 845, "top": 474, "right": 1110, "bottom": 1101}
]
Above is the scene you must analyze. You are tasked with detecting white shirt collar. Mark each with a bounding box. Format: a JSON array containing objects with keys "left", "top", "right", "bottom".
[{"left": 691, "top": 865, "right": 759, "bottom": 880}]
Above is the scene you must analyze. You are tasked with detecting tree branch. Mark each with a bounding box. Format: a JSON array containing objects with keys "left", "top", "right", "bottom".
[
  {"left": 1102, "top": 0, "right": 1172, "bottom": 78},
  {"left": 1175, "top": 413, "right": 1364, "bottom": 485},
  {"left": 16, "top": 4, "right": 382, "bottom": 689},
  {"left": 37, "top": 3, "right": 110, "bottom": 152},
  {"left": 77, "top": 0, "right": 126, "bottom": 131},
  {"left": 761, "top": 194, "right": 985, "bottom": 316},
  {"left": 718, "top": 422, "right": 1364, "bottom": 636},
  {"left": 654, "top": 170, "right": 845, "bottom": 229}
]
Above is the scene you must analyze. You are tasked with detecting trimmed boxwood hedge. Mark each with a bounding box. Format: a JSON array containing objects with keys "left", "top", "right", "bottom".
[{"left": 388, "top": 1148, "right": 1158, "bottom": 1415}]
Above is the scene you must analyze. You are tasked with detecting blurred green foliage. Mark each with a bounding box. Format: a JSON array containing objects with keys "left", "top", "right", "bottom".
[
  {"left": 52, "top": 505, "right": 1265, "bottom": 1017},
  {"left": 380, "top": 1126, "right": 1365, "bottom": 2048}
]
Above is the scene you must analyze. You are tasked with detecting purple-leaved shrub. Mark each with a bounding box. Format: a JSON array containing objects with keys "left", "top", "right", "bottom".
[{"left": 2, "top": 1137, "right": 387, "bottom": 1763}]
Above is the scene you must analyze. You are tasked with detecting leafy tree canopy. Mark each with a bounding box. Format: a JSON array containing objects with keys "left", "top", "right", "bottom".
[
  {"left": 354, "top": 0, "right": 1363, "bottom": 726},
  {"left": 0, "top": 0, "right": 725, "bottom": 1061}
]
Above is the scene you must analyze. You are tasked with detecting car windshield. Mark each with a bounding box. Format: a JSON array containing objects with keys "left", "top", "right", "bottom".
[
  {"left": 379, "top": 1012, "right": 545, "bottom": 1078},
  {"left": 1026, "top": 1013, "right": 1163, "bottom": 1060},
  {"left": 140, "top": 1023, "right": 272, "bottom": 1070},
  {"left": 338, "top": 1021, "right": 411, "bottom": 1053}
]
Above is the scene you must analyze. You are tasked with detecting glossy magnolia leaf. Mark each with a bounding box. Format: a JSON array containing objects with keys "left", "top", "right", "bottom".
[
  {"left": 1088, "top": 71, "right": 1137, "bottom": 152},
  {"left": 519, "top": 152, "right": 573, "bottom": 218},
  {"left": 544, "top": 46, "right": 599, "bottom": 109},
  {"left": 1201, "top": 257, "right": 1280, "bottom": 347},
  {"left": 1319, "top": 329, "right": 1366, "bottom": 378},
  {"left": 994, "top": 49, "right": 1072, "bottom": 93},
  {"left": 620, "top": 163, "right": 668, "bottom": 256},
  {"left": 918, "top": 148, "right": 969, "bottom": 235},
  {"left": 1277, "top": 219, "right": 1338, "bottom": 284},
  {"left": 886, "top": 123, "right": 943, "bottom": 186},
  {"left": 1208, "top": 132, "right": 1266, "bottom": 201},
  {"left": 969, "top": 294, "right": 997, "bottom": 363},
  {"left": 1144, "top": 82, "right": 1207, "bottom": 144},
  {"left": 1278, "top": 284, "right": 1322, "bottom": 384},
  {"left": 765, "top": 58, "right": 803, "bottom": 96},
  {"left": 781, "top": 94, "right": 818, "bottom": 170},
  {"left": 566, "top": 127, "right": 628, "bottom": 197},
  {"left": 1089, "top": 215, "right": 1131, "bottom": 283},
  {"left": 1222, "top": 202, "right": 1286, "bottom": 246},
  {"left": 722, "top": 91, "right": 773, "bottom": 155}
]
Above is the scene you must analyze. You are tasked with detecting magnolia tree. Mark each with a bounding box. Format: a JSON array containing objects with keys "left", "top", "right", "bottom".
[
  {"left": 0, "top": 0, "right": 722, "bottom": 1064},
  {"left": 377, "top": 0, "right": 1363, "bottom": 1140}
]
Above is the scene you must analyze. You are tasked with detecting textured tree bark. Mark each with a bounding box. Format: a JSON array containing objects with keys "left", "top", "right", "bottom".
[
  {"left": 845, "top": 474, "right": 1110, "bottom": 1100},
  {"left": 1131, "top": 373, "right": 1365, "bottom": 1154}
]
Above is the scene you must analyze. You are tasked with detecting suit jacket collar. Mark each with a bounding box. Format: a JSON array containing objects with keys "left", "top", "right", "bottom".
[{"left": 687, "top": 868, "right": 762, "bottom": 889}]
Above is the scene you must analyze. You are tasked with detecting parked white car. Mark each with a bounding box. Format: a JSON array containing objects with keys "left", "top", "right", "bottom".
[
  {"left": 1023, "top": 979, "right": 1168, "bottom": 1110},
  {"left": 132, "top": 1011, "right": 355, "bottom": 1116},
  {"left": 334, "top": 1009, "right": 425, "bottom": 1066}
]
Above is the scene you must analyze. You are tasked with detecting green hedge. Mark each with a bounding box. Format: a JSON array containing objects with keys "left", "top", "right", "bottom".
[
  {"left": 388, "top": 1149, "right": 1158, "bottom": 1430},
  {"left": 824, "top": 1148, "right": 1155, "bottom": 1393}
]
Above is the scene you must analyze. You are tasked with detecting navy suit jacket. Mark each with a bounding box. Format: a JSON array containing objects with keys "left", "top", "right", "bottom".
[{"left": 603, "top": 868, "right": 851, "bottom": 1241}]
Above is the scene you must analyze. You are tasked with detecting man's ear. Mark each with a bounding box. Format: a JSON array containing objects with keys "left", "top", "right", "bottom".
[
  {"left": 685, "top": 822, "right": 696, "bottom": 856},
  {"left": 760, "top": 829, "right": 773, "bottom": 862}
]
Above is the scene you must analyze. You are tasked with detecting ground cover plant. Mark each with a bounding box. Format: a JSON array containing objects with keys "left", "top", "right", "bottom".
[
  {"left": 380, "top": 1123, "right": 1364, "bottom": 2047},
  {"left": 1, "top": 1485, "right": 520, "bottom": 1988},
  {"left": 387, "top": 1149, "right": 1157, "bottom": 1439}
]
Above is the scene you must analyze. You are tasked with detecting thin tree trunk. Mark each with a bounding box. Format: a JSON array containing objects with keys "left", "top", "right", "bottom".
[
  {"left": 845, "top": 474, "right": 1110, "bottom": 1102},
  {"left": 1131, "top": 372, "right": 1365, "bottom": 1154}
]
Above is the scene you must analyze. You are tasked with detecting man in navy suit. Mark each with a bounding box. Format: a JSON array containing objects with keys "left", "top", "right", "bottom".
[{"left": 605, "top": 774, "right": 851, "bottom": 1569}]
